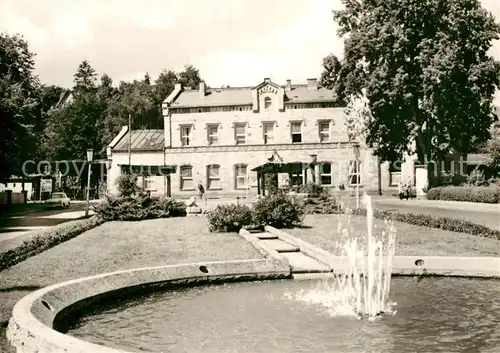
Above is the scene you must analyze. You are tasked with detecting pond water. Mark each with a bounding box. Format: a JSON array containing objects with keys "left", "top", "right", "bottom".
[{"left": 67, "top": 277, "right": 500, "bottom": 353}]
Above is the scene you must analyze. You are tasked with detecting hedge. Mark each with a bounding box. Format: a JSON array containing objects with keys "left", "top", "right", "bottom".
[
  {"left": 427, "top": 185, "right": 500, "bottom": 204},
  {"left": 350, "top": 209, "right": 499, "bottom": 240},
  {"left": 0, "top": 216, "right": 105, "bottom": 272},
  {"left": 93, "top": 194, "right": 187, "bottom": 221}
]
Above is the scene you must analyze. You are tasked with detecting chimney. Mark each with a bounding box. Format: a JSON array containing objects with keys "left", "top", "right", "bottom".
[
  {"left": 286, "top": 79, "right": 292, "bottom": 91},
  {"left": 307, "top": 78, "right": 317, "bottom": 91},
  {"left": 264, "top": 77, "right": 271, "bottom": 83},
  {"left": 199, "top": 80, "right": 206, "bottom": 97}
]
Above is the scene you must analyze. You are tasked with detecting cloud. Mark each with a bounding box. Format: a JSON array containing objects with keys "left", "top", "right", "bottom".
[{"left": 0, "top": 0, "right": 498, "bottom": 96}]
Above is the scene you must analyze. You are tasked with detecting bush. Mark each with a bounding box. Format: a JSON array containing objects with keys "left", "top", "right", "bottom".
[
  {"left": 207, "top": 204, "right": 253, "bottom": 232},
  {"left": 426, "top": 185, "right": 499, "bottom": 203},
  {"left": 299, "top": 183, "right": 329, "bottom": 199},
  {"left": 252, "top": 194, "right": 304, "bottom": 228},
  {"left": 464, "top": 169, "right": 489, "bottom": 187},
  {"left": 299, "top": 184, "right": 341, "bottom": 214},
  {"left": 351, "top": 208, "right": 499, "bottom": 239},
  {"left": 116, "top": 174, "right": 141, "bottom": 197},
  {"left": 0, "top": 216, "right": 104, "bottom": 271},
  {"left": 93, "top": 194, "right": 187, "bottom": 221}
]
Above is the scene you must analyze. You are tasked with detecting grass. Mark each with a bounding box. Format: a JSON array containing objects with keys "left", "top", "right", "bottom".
[
  {"left": 287, "top": 214, "right": 500, "bottom": 257},
  {"left": 0, "top": 216, "right": 263, "bottom": 352}
]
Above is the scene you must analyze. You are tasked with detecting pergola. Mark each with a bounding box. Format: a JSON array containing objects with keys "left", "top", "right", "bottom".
[{"left": 251, "top": 162, "right": 312, "bottom": 196}]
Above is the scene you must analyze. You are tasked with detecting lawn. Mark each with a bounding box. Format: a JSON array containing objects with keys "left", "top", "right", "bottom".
[
  {"left": 287, "top": 214, "right": 500, "bottom": 257},
  {"left": 0, "top": 216, "right": 263, "bottom": 352}
]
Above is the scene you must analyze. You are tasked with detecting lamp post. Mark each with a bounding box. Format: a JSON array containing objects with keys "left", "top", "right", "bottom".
[
  {"left": 353, "top": 144, "right": 360, "bottom": 210},
  {"left": 85, "top": 149, "right": 93, "bottom": 217}
]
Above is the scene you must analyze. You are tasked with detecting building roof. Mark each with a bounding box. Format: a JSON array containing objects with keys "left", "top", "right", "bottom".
[
  {"left": 113, "top": 129, "right": 164, "bottom": 152},
  {"left": 171, "top": 84, "right": 337, "bottom": 108}
]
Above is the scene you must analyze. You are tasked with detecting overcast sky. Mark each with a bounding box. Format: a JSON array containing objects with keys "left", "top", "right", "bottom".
[{"left": 1, "top": 0, "right": 499, "bottom": 102}]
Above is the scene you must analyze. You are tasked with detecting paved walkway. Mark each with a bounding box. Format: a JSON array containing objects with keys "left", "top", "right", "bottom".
[{"left": 371, "top": 197, "right": 500, "bottom": 230}]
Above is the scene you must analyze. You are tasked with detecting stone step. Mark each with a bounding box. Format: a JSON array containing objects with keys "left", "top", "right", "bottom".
[
  {"left": 259, "top": 239, "right": 300, "bottom": 252},
  {"left": 280, "top": 252, "right": 332, "bottom": 273},
  {"left": 256, "top": 232, "right": 279, "bottom": 240}
]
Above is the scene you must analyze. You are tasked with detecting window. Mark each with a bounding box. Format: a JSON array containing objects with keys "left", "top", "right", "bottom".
[
  {"left": 235, "top": 164, "right": 248, "bottom": 189},
  {"left": 144, "top": 176, "right": 155, "bottom": 190},
  {"left": 389, "top": 161, "right": 401, "bottom": 186},
  {"left": 264, "top": 96, "right": 272, "bottom": 109},
  {"left": 207, "top": 165, "right": 220, "bottom": 189},
  {"left": 291, "top": 122, "right": 302, "bottom": 143},
  {"left": 181, "top": 126, "right": 192, "bottom": 146},
  {"left": 348, "top": 160, "right": 361, "bottom": 186},
  {"left": 320, "top": 163, "right": 332, "bottom": 185},
  {"left": 290, "top": 171, "right": 303, "bottom": 186},
  {"left": 263, "top": 123, "right": 274, "bottom": 144},
  {"left": 180, "top": 166, "right": 194, "bottom": 190},
  {"left": 319, "top": 121, "right": 330, "bottom": 142},
  {"left": 207, "top": 125, "right": 219, "bottom": 145},
  {"left": 235, "top": 124, "right": 246, "bottom": 145}
]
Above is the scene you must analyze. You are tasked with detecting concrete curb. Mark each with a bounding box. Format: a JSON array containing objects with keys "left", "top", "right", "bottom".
[
  {"left": 7, "top": 259, "right": 291, "bottom": 353},
  {"left": 265, "top": 226, "right": 500, "bottom": 278}
]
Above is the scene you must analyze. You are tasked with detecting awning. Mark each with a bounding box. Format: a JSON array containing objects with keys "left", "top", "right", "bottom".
[
  {"left": 119, "top": 165, "right": 177, "bottom": 175},
  {"left": 251, "top": 162, "right": 310, "bottom": 174}
]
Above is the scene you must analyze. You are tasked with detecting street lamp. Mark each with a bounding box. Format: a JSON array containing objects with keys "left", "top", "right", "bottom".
[
  {"left": 353, "top": 144, "right": 360, "bottom": 210},
  {"left": 85, "top": 149, "right": 93, "bottom": 217}
]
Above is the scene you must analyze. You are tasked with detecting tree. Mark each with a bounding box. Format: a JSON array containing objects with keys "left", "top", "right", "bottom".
[
  {"left": 333, "top": 0, "right": 500, "bottom": 172},
  {"left": 320, "top": 53, "right": 346, "bottom": 104},
  {"left": 73, "top": 60, "right": 97, "bottom": 93},
  {"left": 0, "top": 33, "right": 39, "bottom": 180},
  {"left": 178, "top": 65, "right": 202, "bottom": 90}
]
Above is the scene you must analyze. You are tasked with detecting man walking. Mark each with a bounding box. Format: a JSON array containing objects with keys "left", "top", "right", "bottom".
[{"left": 197, "top": 181, "right": 205, "bottom": 201}]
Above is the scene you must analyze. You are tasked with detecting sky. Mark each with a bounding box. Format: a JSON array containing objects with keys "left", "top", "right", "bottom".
[{"left": 1, "top": 0, "right": 499, "bottom": 103}]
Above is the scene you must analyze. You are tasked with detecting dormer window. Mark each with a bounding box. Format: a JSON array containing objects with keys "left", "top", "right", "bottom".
[{"left": 264, "top": 96, "right": 272, "bottom": 109}]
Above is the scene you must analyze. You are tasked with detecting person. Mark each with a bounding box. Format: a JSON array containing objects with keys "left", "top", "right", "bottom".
[{"left": 197, "top": 181, "right": 205, "bottom": 201}]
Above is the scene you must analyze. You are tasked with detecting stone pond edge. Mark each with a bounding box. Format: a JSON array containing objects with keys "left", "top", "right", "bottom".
[{"left": 6, "top": 259, "right": 291, "bottom": 353}]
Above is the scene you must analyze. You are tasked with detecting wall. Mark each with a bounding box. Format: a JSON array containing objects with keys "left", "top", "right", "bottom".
[
  {"left": 0, "top": 182, "right": 33, "bottom": 199},
  {"left": 166, "top": 107, "right": 350, "bottom": 147},
  {"left": 107, "top": 152, "right": 165, "bottom": 195}
]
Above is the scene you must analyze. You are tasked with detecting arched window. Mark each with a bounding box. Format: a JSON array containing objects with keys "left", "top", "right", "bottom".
[{"left": 264, "top": 96, "right": 272, "bottom": 109}]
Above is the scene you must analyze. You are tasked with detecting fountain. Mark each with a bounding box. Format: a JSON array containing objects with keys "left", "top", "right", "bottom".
[{"left": 290, "top": 191, "right": 397, "bottom": 319}]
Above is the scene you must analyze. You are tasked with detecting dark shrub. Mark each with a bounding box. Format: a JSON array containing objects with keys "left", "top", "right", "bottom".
[
  {"left": 252, "top": 194, "right": 304, "bottom": 228},
  {"left": 93, "top": 194, "right": 186, "bottom": 221},
  {"left": 207, "top": 204, "right": 253, "bottom": 232},
  {"left": 299, "top": 183, "right": 329, "bottom": 199},
  {"left": 426, "top": 186, "right": 499, "bottom": 203},
  {"left": 299, "top": 184, "right": 341, "bottom": 214},
  {"left": 116, "top": 174, "right": 141, "bottom": 197}
]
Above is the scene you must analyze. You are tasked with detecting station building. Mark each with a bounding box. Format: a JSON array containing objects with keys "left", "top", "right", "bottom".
[{"left": 107, "top": 77, "right": 491, "bottom": 198}]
